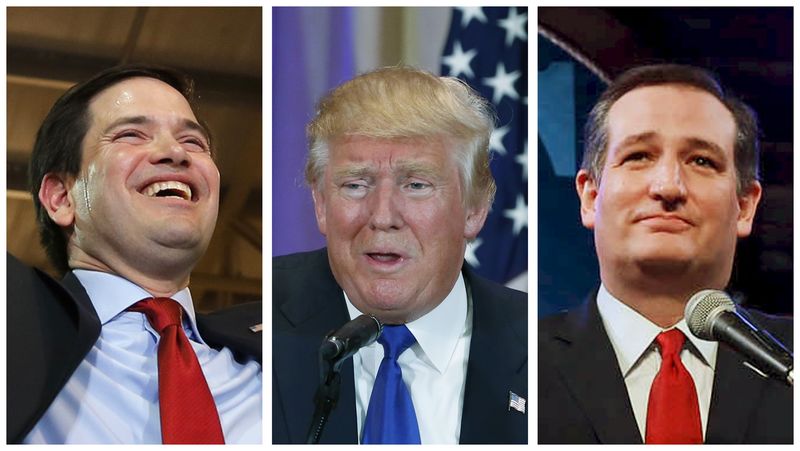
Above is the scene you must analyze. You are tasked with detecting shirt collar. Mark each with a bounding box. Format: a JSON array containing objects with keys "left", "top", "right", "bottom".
[
  {"left": 72, "top": 269, "right": 205, "bottom": 344},
  {"left": 596, "top": 284, "right": 717, "bottom": 376},
  {"left": 344, "top": 272, "right": 468, "bottom": 374}
]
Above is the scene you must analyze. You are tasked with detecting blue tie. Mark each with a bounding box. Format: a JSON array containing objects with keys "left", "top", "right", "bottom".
[{"left": 362, "top": 325, "right": 421, "bottom": 444}]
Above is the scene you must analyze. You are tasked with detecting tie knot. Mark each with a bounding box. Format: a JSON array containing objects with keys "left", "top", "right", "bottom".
[
  {"left": 655, "top": 328, "right": 686, "bottom": 358},
  {"left": 378, "top": 325, "right": 416, "bottom": 360},
  {"left": 128, "top": 297, "right": 183, "bottom": 333}
]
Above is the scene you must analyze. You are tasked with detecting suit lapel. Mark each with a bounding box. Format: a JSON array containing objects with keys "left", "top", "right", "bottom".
[
  {"left": 704, "top": 344, "right": 768, "bottom": 443},
  {"left": 549, "top": 297, "right": 642, "bottom": 443},
  {"left": 459, "top": 269, "right": 527, "bottom": 444},
  {"left": 61, "top": 271, "right": 103, "bottom": 349}
]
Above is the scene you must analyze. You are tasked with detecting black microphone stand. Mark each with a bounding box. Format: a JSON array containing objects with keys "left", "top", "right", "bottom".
[
  {"left": 305, "top": 316, "right": 383, "bottom": 443},
  {"left": 306, "top": 337, "right": 345, "bottom": 444}
]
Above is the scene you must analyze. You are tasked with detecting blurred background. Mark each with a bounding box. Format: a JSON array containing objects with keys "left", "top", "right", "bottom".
[
  {"left": 273, "top": 7, "right": 528, "bottom": 291},
  {"left": 7, "top": 7, "right": 262, "bottom": 312},
  {"left": 538, "top": 7, "right": 792, "bottom": 316}
]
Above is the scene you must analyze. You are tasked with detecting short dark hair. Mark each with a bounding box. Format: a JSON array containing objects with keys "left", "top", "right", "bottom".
[
  {"left": 29, "top": 64, "right": 198, "bottom": 274},
  {"left": 582, "top": 64, "right": 760, "bottom": 194}
]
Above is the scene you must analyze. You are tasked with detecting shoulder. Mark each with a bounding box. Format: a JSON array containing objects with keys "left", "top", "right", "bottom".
[
  {"left": 197, "top": 301, "right": 263, "bottom": 363},
  {"left": 464, "top": 266, "right": 527, "bottom": 307},
  {"left": 8, "top": 252, "right": 69, "bottom": 305},
  {"left": 463, "top": 267, "right": 527, "bottom": 341},
  {"left": 741, "top": 307, "right": 793, "bottom": 349},
  {"left": 463, "top": 266, "right": 528, "bottom": 312},
  {"left": 272, "top": 248, "right": 346, "bottom": 329},
  {"left": 537, "top": 292, "right": 601, "bottom": 354},
  {"left": 539, "top": 308, "right": 571, "bottom": 335},
  {"left": 273, "top": 248, "right": 334, "bottom": 294},
  {"left": 274, "top": 248, "right": 330, "bottom": 272}
]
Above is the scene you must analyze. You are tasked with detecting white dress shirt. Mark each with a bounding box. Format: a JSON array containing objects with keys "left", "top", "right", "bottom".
[
  {"left": 24, "top": 270, "right": 262, "bottom": 444},
  {"left": 345, "top": 273, "right": 472, "bottom": 444},
  {"left": 596, "top": 284, "right": 718, "bottom": 441}
]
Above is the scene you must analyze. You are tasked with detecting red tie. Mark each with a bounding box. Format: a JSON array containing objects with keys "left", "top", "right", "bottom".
[
  {"left": 645, "top": 329, "right": 703, "bottom": 444},
  {"left": 129, "top": 297, "right": 225, "bottom": 444}
]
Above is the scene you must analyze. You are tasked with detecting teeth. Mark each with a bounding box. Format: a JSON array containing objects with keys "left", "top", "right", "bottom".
[{"left": 142, "top": 181, "right": 192, "bottom": 200}]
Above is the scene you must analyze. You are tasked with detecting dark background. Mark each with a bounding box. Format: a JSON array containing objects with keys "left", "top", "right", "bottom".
[{"left": 538, "top": 7, "right": 792, "bottom": 315}]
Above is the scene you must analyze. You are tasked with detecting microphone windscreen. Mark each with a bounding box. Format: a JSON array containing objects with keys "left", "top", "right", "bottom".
[{"left": 684, "top": 289, "right": 735, "bottom": 340}]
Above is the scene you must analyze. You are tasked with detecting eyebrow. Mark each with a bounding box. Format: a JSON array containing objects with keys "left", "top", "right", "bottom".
[
  {"left": 101, "top": 115, "right": 211, "bottom": 142},
  {"left": 682, "top": 136, "right": 726, "bottom": 158},
  {"left": 332, "top": 164, "right": 373, "bottom": 181},
  {"left": 613, "top": 131, "right": 658, "bottom": 151},
  {"left": 331, "top": 161, "right": 443, "bottom": 181},
  {"left": 614, "top": 131, "right": 726, "bottom": 157},
  {"left": 394, "top": 161, "right": 442, "bottom": 180}
]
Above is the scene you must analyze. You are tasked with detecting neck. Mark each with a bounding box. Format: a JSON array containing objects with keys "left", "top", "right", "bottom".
[
  {"left": 601, "top": 265, "right": 729, "bottom": 328},
  {"left": 68, "top": 249, "right": 192, "bottom": 298}
]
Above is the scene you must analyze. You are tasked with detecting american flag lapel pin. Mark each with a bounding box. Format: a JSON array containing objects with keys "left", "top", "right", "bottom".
[
  {"left": 508, "top": 391, "right": 526, "bottom": 414},
  {"left": 249, "top": 323, "right": 263, "bottom": 333}
]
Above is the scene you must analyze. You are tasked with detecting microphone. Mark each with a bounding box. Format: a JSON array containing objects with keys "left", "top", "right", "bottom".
[
  {"left": 685, "top": 289, "right": 793, "bottom": 386},
  {"left": 308, "top": 315, "right": 382, "bottom": 444},
  {"left": 320, "top": 314, "right": 383, "bottom": 364}
]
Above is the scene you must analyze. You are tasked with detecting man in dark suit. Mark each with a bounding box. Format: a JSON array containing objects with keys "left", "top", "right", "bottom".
[
  {"left": 8, "top": 65, "right": 262, "bottom": 444},
  {"left": 273, "top": 66, "right": 527, "bottom": 444},
  {"left": 538, "top": 64, "right": 792, "bottom": 444}
]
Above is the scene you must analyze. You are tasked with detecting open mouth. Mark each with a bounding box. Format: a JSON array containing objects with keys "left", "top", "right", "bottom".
[
  {"left": 141, "top": 180, "right": 193, "bottom": 201},
  {"left": 367, "top": 252, "right": 403, "bottom": 263}
]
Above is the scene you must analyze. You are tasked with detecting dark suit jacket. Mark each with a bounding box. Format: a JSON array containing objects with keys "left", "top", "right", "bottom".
[
  {"left": 538, "top": 293, "right": 793, "bottom": 444},
  {"left": 273, "top": 248, "right": 527, "bottom": 444},
  {"left": 6, "top": 253, "right": 262, "bottom": 444}
]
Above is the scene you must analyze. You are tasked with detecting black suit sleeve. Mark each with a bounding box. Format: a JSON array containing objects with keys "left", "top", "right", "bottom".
[{"left": 6, "top": 254, "right": 99, "bottom": 444}]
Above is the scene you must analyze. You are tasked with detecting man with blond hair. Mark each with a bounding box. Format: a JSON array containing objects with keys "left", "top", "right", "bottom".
[{"left": 273, "top": 66, "right": 527, "bottom": 444}]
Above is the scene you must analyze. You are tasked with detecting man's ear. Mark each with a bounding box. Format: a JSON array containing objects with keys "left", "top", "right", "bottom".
[
  {"left": 311, "top": 184, "right": 327, "bottom": 236},
  {"left": 464, "top": 202, "right": 490, "bottom": 239},
  {"left": 736, "top": 180, "right": 762, "bottom": 238},
  {"left": 38, "top": 173, "right": 76, "bottom": 227},
  {"left": 576, "top": 169, "right": 598, "bottom": 230}
]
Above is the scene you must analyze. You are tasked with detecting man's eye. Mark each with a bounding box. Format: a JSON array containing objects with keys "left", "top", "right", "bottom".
[
  {"left": 181, "top": 137, "right": 210, "bottom": 152},
  {"left": 340, "top": 182, "right": 368, "bottom": 198},
  {"left": 114, "top": 130, "right": 145, "bottom": 141},
  {"left": 623, "top": 151, "right": 648, "bottom": 162},
  {"left": 342, "top": 182, "right": 369, "bottom": 193},
  {"left": 692, "top": 156, "right": 717, "bottom": 168},
  {"left": 407, "top": 182, "right": 430, "bottom": 190}
]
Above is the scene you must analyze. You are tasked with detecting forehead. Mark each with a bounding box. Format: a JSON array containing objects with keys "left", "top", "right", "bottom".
[
  {"left": 606, "top": 84, "right": 736, "bottom": 153},
  {"left": 87, "top": 76, "right": 197, "bottom": 125},
  {"left": 328, "top": 136, "right": 456, "bottom": 169}
]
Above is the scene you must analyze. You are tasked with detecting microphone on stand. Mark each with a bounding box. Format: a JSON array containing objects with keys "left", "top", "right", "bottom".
[
  {"left": 321, "top": 314, "right": 383, "bottom": 366},
  {"left": 685, "top": 289, "right": 793, "bottom": 386},
  {"left": 307, "top": 314, "right": 383, "bottom": 444}
]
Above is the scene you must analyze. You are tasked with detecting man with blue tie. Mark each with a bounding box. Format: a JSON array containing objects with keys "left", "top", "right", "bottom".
[
  {"left": 273, "top": 66, "right": 528, "bottom": 444},
  {"left": 8, "top": 65, "right": 262, "bottom": 444}
]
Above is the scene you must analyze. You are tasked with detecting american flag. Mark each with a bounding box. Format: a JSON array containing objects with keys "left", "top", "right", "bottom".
[
  {"left": 508, "top": 390, "right": 527, "bottom": 414},
  {"left": 440, "top": 7, "right": 528, "bottom": 290}
]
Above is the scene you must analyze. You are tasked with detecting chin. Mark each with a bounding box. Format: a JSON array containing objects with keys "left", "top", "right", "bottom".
[
  {"left": 349, "top": 281, "right": 409, "bottom": 311},
  {"left": 632, "top": 254, "right": 695, "bottom": 274},
  {"left": 367, "top": 285, "right": 408, "bottom": 309},
  {"left": 153, "top": 228, "right": 206, "bottom": 250}
]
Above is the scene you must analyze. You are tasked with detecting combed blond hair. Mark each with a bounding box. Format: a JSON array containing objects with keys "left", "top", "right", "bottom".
[{"left": 305, "top": 66, "right": 496, "bottom": 209}]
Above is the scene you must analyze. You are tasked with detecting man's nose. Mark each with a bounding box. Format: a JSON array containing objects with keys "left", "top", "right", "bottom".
[
  {"left": 648, "top": 158, "right": 687, "bottom": 208},
  {"left": 151, "top": 137, "right": 191, "bottom": 168},
  {"left": 368, "top": 182, "right": 404, "bottom": 231}
]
